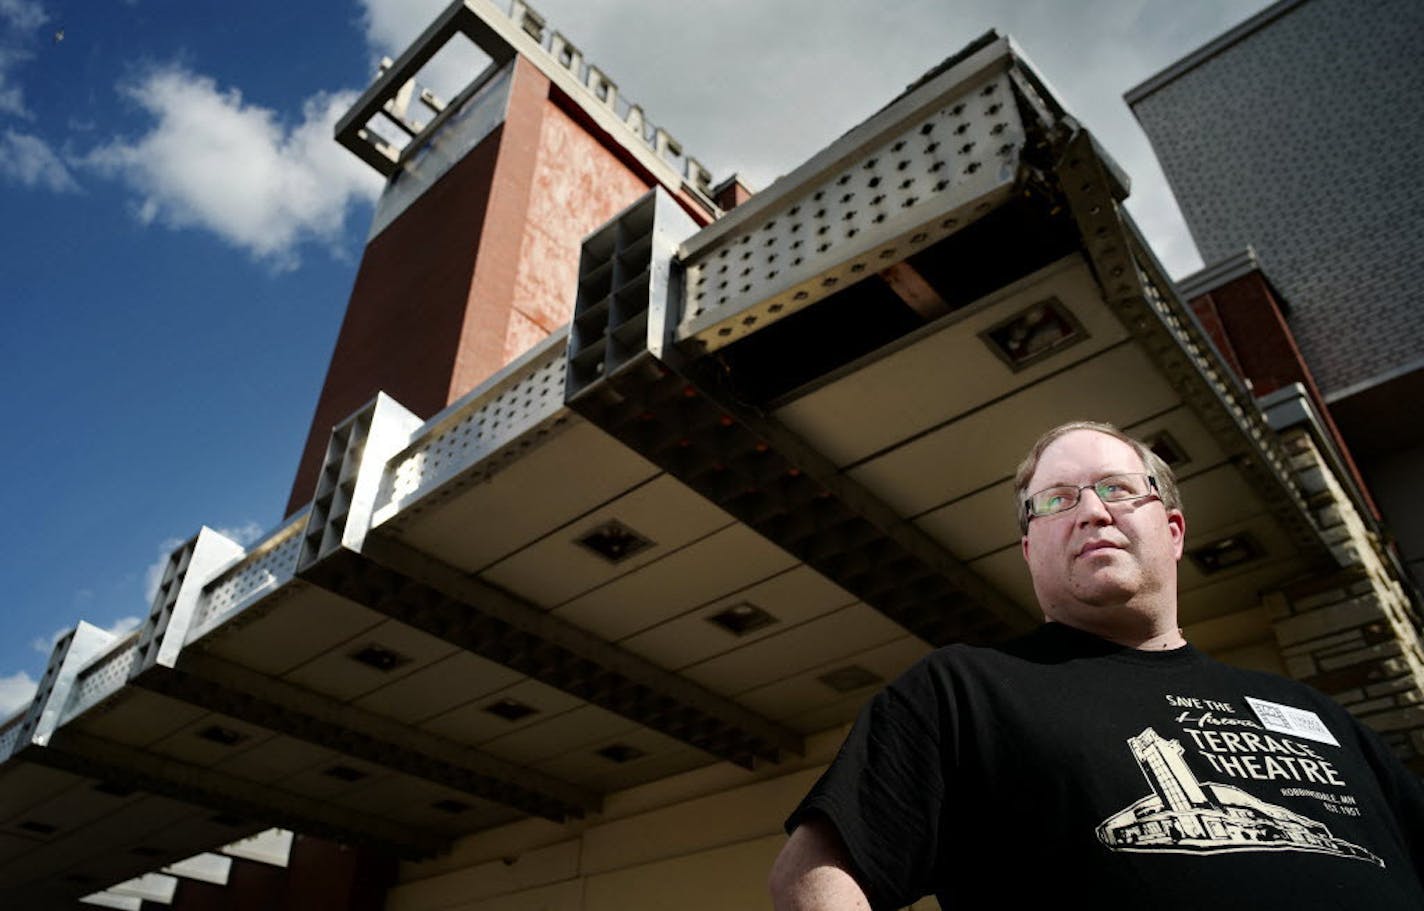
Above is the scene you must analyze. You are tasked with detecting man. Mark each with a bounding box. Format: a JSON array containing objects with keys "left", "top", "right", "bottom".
[{"left": 769, "top": 421, "right": 1424, "bottom": 909}]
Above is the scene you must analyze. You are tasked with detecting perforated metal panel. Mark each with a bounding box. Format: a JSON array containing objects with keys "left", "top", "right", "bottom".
[
  {"left": 373, "top": 336, "right": 572, "bottom": 528},
  {"left": 190, "top": 516, "right": 306, "bottom": 640},
  {"left": 0, "top": 717, "right": 22, "bottom": 761},
  {"left": 676, "top": 69, "right": 1024, "bottom": 352},
  {"left": 61, "top": 644, "right": 138, "bottom": 724}
]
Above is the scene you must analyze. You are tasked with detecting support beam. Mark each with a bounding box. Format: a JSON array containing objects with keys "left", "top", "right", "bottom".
[
  {"left": 26, "top": 732, "right": 447, "bottom": 859},
  {"left": 133, "top": 656, "right": 597, "bottom": 821},
  {"left": 300, "top": 540, "right": 803, "bottom": 769}
]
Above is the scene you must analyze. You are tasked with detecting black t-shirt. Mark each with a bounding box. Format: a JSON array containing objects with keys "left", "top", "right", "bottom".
[{"left": 786, "top": 623, "right": 1424, "bottom": 910}]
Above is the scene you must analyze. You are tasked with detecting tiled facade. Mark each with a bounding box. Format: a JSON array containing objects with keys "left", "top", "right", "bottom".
[{"left": 1129, "top": 0, "right": 1424, "bottom": 397}]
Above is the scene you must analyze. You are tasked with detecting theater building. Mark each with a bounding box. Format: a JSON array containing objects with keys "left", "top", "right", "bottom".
[{"left": 2, "top": 1, "right": 1421, "bottom": 907}]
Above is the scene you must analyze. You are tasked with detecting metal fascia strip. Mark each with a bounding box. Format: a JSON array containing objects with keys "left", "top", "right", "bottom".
[
  {"left": 676, "top": 36, "right": 1015, "bottom": 261},
  {"left": 1052, "top": 129, "right": 1329, "bottom": 566}
]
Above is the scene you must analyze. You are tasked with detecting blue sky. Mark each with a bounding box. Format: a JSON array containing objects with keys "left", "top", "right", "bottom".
[{"left": 0, "top": 0, "right": 1274, "bottom": 712}]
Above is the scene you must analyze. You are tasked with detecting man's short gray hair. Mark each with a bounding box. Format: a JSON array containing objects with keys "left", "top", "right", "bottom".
[{"left": 1013, "top": 421, "right": 1183, "bottom": 534}]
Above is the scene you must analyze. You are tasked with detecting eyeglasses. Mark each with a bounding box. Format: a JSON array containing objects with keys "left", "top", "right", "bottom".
[{"left": 1024, "top": 473, "right": 1160, "bottom": 523}]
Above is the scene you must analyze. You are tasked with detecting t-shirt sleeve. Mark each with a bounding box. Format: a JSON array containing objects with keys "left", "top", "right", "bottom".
[
  {"left": 784, "top": 654, "right": 953, "bottom": 910},
  {"left": 1352, "top": 713, "right": 1424, "bottom": 883}
]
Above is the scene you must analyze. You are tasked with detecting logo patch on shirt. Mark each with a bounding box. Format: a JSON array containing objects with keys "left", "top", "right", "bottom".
[{"left": 1246, "top": 697, "right": 1340, "bottom": 747}]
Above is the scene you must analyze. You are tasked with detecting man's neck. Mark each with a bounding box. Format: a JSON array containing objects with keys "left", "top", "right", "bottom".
[{"left": 1049, "top": 618, "right": 1187, "bottom": 651}]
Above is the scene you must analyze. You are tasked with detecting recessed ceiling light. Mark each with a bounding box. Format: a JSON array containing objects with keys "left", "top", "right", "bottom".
[
  {"left": 576, "top": 520, "right": 653, "bottom": 563},
  {"left": 595, "top": 743, "right": 646, "bottom": 764},
  {"left": 197, "top": 725, "right": 247, "bottom": 747},
  {"left": 980, "top": 297, "right": 1085, "bottom": 370},
  {"left": 322, "top": 765, "right": 368, "bottom": 783},
  {"left": 707, "top": 602, "right": 779, "bottom": 637},
  {"left": 817, "top": 665, "right": 885, "bottom": 694},
  {"left": 350, "top": 643, "right": 412, "bottom": 673},
  {"left": 1188, "top": 533, "right": 1264, "bottom": 575},
  {"left": 1146, "top": 430, "right": 1188, "bottom": 467},
  {"left": 483, "top": 698, "right": 539, "bottom": 722}
]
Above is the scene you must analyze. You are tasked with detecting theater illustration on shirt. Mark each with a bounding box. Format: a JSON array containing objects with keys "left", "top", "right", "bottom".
[{"left": 1096, "top": 728, "right": 1384, "bottom": 866}]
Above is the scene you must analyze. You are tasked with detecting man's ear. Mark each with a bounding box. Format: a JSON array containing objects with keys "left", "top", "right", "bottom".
[
  {"left": 1167, "top": 509, "right": 1186, "bottom": 560},
  {"left": 1021, "top": 534, "right": 1031, "bottom": 563}
]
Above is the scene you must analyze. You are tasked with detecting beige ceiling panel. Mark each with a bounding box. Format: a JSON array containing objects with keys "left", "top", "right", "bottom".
[
  {"left": 554, "top": 524, "right": 800, "bottom": 642},
  {"left": 481, "top": 474, "right": 734, "bottom": 608},
  {"left": 214, "top": 735, "right": 335, "bottom": 785},
  {"left": 736, "top": 636, "right": 929, "bottom": 727},
  {"left": 535, "top": 730, "right": 706, "bottom": 792},
  {"left": 916, "top": 478, "right": 1019, "bottom": 562},
  {"left": 847, "top": 344, "right": 1180, "bottom": 518},
  {"left": 146, "top": 713, "right": 275, "bottom": 768},
  {"left": 967, "top": 546, "right": 1040, "bottom": 623},
  {"left": 481, "top": 703, "right": 634, "bottom": 765},
  {"left": 567, "top": 748, "right": 712, "bottom": 795},
  {"left": 279, "top": 757, "right": 390, "bottom": 801},
  {"left": 0, "top": 832, "right": 34, "bottom": 865},
  {"left": 2, "top": 779, "right": 135, "bottom": 834},
  {"left": 70, "top": 690, "right": 208, "bottom": 748},
  {"left": 1121, "top": 405, "right": 1227, "bottom": 475},
  {"left": 419, "top": 677, "right": 584, "bottom": 747},
  {"left": 281, "top": 619, "right": 460, "bottom": 702},
  {"left": 353, "top": 777, "right": 513, "bottom": 834},
  {"left": 1183, "top": 603, "right": 1275, "bottom": 655},
  {"left": 775, "top": 256, "right": 1126, "bottom": 467},
  {"left": 0, "top": 764, "right": 87, "bottom": 823},
  {"left": 682, "top": 604, "right": 908, "bottom": 695},
  {"left": 397, "top": 420, "right": 661, "bottom": 573},
  {"left": 1180, "top": 556, "right": 1310, "bottom": 626},
  {"left": 1177, "top": 463, "right": 1270, "bottom": 538},
  {"left": 1179, "top": 515, "right": 1298, "bottom": 592},
  {"left": 199, "top": 587, "right": 387, "bottom": 677},
  {"left": 620, "top": 566, "right": 858, "bottom": 671},
  {"left": 353, "top": 651, "right": 525, "bottom": 724}
]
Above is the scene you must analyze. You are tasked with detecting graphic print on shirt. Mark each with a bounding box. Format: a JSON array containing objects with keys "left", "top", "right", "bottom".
[{"left": 1096, "top": 725, "right": 1383, "bottom": 866}]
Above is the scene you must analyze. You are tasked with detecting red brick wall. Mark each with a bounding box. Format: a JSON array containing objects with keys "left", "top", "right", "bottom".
[
  {"left": 1189, "top": 270, "right": 1377, "bottom": 517},
  {"left": 286, "top": 56, "right": 676, "bottom": 515}
]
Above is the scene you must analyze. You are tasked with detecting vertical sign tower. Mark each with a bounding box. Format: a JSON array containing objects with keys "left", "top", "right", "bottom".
[{"left": 287, "top": 0, "right": 719, "bottom": 514}]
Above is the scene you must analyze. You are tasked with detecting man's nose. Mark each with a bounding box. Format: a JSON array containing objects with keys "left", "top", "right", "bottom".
[{"left": 1077, "top": 487, "right": 1114, "bottom": 525}]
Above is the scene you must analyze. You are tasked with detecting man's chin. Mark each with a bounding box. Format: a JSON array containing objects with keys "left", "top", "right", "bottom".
[{"left": 1071, "top": 578, "right": 1138, "bottom": 608}]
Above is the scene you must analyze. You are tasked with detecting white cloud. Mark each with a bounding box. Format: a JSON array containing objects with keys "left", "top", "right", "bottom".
[
  {"left": 0, "top": 0, "right": 47, "bottom": 32},
  {"left": 215, "top": 521, "right": 265, "bottom": 547},
  {"left": 83, "top": 67, "right": 381, "bottom": 268},
  {"left": 358, "top": 0, "right": 490, "bottom": 113},
  {"left": 102, "top": 615, "right": 143, "bottom": 639},
  {"left": 0, "top": 128, "right": 77, "bottom": 190},
  {"left": 0, "top": 0, "right": 47, "bottom": 118},
  {"left": 360, "top": 0, "right": 445, "bottom": 56},
  {"left": 0, "top": 671, "right": 37, "bottom": 717}
]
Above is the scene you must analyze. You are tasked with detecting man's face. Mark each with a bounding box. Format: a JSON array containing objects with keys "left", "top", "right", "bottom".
[{"left": 1019, "top": 430, "right": 1185, "bottom": 637}]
